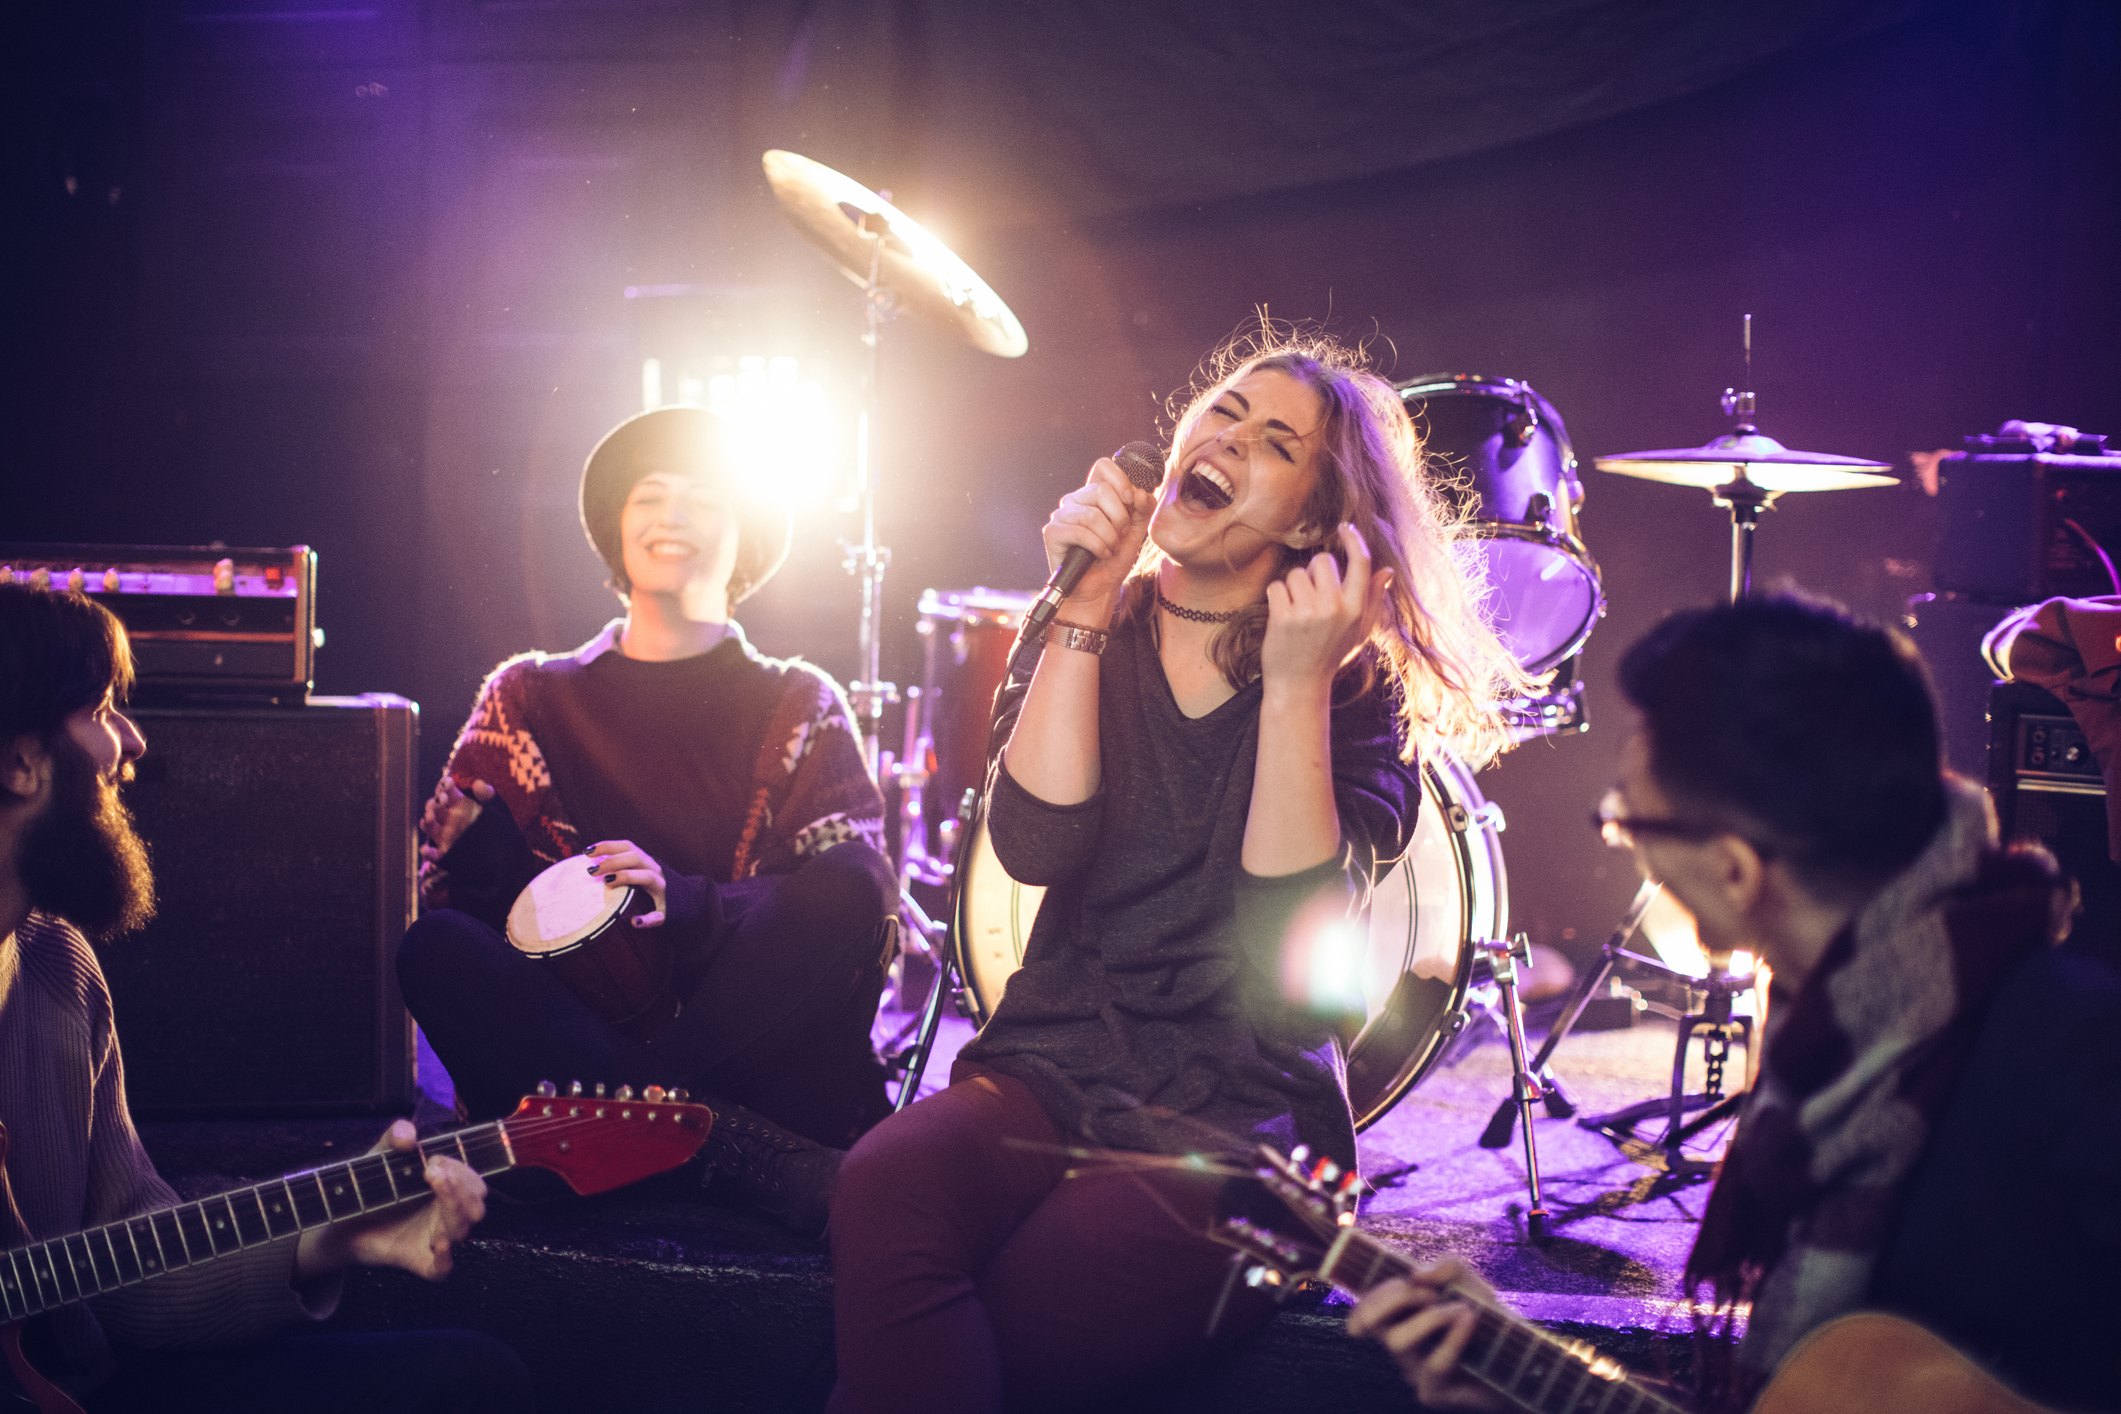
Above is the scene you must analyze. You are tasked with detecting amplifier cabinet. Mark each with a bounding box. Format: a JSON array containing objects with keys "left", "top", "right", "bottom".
[
  {"left": 110, "top": 695, "right": 418, "bottom": 1117},
  {"left": 0, "top": 543, "right": 317, "bottom": 705},
  {"left": 1988, "top": 681, "right": 2120, "bottom": 961},
  {"left": 1934, "top": 453, "right": 2121, "bottom": 602}
]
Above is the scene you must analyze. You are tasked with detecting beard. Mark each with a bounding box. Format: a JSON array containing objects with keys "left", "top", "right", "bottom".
[{"left": 18, "top": 735, "right": 156, "bottom": 941}]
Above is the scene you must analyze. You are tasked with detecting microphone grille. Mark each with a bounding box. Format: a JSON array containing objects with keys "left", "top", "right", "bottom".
[{"left": 1113, "top": 441, "right": 1165, "bottom": 491}]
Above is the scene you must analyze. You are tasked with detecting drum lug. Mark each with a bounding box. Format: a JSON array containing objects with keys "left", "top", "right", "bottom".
[
  {"left": 951, "top": 987, "right": 975, "bottom": 1019},
  {"left": 1445, "top": 800, "right": 1504, "bottom": 834}
]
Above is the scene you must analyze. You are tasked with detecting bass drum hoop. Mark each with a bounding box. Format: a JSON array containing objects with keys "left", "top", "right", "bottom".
[
  {"left": 1465, "top": 522, "right": 1605, "bottom": 676},
  {"left": 948, "top": 755, "right": 1507, "bottom": 1131}
]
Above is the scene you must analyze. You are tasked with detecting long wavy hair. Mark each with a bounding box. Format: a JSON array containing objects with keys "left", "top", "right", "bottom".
[{"left": 1122, "top": 328, "right": 1533, "bottom": 763}]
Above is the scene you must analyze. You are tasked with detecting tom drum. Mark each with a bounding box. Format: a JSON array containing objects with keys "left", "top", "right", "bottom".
[{"left": 1399, "top": 373, "right": 1604, "bottom": 676}]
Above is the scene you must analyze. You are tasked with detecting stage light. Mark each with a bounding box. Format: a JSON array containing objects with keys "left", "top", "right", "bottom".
[
  {"left": 1636, "top": 883, "right": 1764, "bottom": 1017},
  {"left": 638, "top": 353, "right": 847, "bottom": 508}
]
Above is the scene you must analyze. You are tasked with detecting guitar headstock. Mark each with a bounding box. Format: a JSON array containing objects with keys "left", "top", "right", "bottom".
[
  {"left": 500, "top": 1081, "right": 713, "bottom": 1195},
  {"left": 1210, "top": 1144, "right": 1365, "bottom": 1294}
]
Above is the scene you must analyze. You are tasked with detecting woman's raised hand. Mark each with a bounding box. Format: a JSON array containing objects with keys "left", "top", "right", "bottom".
[
  {"left": 1260, "top": 522, "right": 1392, "bottom": 691},
  {"left": 1040, "top": 455, "right": 1157, "bottom": 616}
]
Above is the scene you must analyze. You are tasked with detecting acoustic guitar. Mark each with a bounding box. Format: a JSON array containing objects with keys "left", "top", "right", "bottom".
[
  {"left": 1, "top": 1082, "right": 711, "bottom": 1414},
  {"left": 1210, "top": 1144, "right": 2049, "bottom": 1414}
]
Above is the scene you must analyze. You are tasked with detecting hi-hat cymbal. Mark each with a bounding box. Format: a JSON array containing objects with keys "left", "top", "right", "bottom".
[
  {"left": 1596, "top": 430, "right": 1895, "bottom": 493},
  {"left": 762, "top": 150, "right": 1028, "bottom": 359}
]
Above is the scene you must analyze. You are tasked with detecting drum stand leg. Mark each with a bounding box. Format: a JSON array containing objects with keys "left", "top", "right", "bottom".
[
  {"left": 883, "top": 786, "right": 984, "bottom": 1112},
  {"left": 887, "top": 890, "right": 957, "bottom": 1111},
  {"left": 1480, "top": 879, "right": 1662, "bottom": 1149},
  {"left": 1476, "top": 934, "right": 1554, "bottom": 1246}
]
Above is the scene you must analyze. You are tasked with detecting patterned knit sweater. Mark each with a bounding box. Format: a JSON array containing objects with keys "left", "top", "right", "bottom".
[
  {"left": 0, "top": 912, "right": 331, "bottom": 1392},
  {"left": 421, "top": 619, "right": 884, "bottom": 918}
]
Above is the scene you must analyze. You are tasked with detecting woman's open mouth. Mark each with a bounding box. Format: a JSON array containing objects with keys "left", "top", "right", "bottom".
[{"left": 1180, "top": 467, "right": 1233, "bottom": 511}]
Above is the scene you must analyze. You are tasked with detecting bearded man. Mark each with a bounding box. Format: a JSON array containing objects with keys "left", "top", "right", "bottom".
[{"left": 0, "top": 583, "right": 533, "bottom": 1412}]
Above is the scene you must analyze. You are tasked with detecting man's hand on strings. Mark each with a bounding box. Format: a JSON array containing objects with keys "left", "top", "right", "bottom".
[
  {"left": 295, "top": 1121, "right": 487, "bottom": 1283},
  {"left": 1345, "top": 1257, "right": 1509, "bottom": 1411}
]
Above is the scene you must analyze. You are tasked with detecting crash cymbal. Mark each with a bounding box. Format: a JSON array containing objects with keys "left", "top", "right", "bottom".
[
  {"left": 1596, "top": 430, "right": 1896, "bottom": 493},
  {"left": 762, "top": 149, "right": 1028, "bottom": 359}
]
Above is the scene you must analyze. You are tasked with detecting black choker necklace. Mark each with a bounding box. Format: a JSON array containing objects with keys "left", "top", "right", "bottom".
[{"left": 1155, "top": 584, "right": 1250, "bottom": 624}]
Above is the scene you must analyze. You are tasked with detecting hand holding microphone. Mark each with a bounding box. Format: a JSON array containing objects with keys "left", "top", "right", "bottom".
[{"left": 1016, "top": 443, "right": 1164, "bottom": 667}]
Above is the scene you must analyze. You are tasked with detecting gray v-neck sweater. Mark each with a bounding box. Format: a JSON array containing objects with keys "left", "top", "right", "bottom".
[
  {"left": 959, "top": 615, "right": 1421, "bottom": 1169},
  {"left": 0, "top": 913, "right": 328, "bottom": 1389}
]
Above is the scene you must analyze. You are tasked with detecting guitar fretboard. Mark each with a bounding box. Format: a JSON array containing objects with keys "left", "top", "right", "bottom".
[
  {"left": 0, "top": 1125, "right": 515, "bottom": 1323},
  {"left": 1319, "top": 1229, "right": 1686, "bottom": 1414}
]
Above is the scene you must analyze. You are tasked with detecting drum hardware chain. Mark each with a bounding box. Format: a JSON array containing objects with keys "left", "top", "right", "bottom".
[{"left": 1700, "top": 1026, "right": 1730, "bottom": 1100}]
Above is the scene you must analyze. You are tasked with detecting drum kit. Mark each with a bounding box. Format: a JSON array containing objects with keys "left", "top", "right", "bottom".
[{"left": 729, "top": 154, "right": 1898, "bottom": 1228}]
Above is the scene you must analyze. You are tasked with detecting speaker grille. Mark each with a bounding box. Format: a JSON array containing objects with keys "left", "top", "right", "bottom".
[{"left": 109, "top": 697, "right": 417, "bottom": 1116}]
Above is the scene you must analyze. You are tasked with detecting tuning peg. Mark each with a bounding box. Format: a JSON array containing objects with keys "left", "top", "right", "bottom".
[
  {"left": 669, "top": 1088, "right": 689, "bottom": 1103},
  {"left": 644, "top": 1085, "right": 666, "bottom": 1103},
  {"left": 594, "top": 1083, "right": 608, "bottom": 1098},
  {"left": 1311, "top": 1158, "right": 1341, "bottom": 1187},
  {"left": 534, "top": 1080, "right": 556, "bottom": 1098},
  {"left": 615, "top": 1085, "right": 634, "bottom": 1102},
  {"left": 1289, "top": 1145, "right": 1311, "bottom": 1169}
]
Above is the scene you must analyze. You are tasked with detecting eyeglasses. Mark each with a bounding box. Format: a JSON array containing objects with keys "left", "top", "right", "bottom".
[
  {"left": 1591, "top": 789, "right": 1779, "bottom": 860},
  {"left": 1590, "top": 789, "right": 1720, "bottom": 851}
]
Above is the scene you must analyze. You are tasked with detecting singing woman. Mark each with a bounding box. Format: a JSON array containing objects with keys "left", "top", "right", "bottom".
[{"left": 828, "top": 331, "right": 1525, "bottom": 1412}]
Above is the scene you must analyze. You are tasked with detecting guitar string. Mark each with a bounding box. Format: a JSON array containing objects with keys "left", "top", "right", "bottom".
[{"left": 3, "top": 1107, "right": 712, "bottom": 1316}]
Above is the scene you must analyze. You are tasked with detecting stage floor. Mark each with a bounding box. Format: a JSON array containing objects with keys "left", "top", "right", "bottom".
[
  {"left": 132, "top": 999, "right": 1733, "bottom": 1409},
  {"left": 889, "top": 997, "right": 1743, "bottom": 1337}
]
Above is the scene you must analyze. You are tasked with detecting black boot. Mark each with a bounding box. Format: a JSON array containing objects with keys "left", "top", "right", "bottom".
[{"left": 699, "top": 1097, "right": 843, "bottom": 1239}]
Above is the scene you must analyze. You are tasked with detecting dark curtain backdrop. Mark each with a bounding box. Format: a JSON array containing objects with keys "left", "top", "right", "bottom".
[{"left": 7, "top": 0, "right": 2118, "bottom": 964}]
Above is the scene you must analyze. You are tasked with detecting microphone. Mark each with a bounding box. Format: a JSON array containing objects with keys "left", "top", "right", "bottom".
[{"left": 1014, "top": 441, "right": 1165, "bottom": 668}]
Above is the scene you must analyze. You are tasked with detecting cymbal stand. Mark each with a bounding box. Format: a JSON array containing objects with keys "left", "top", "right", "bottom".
[
  {"left": 1713, "top": 471, "right": 1776, "bottom": 604},
  {"left": 1712, "top": 330, "right": 1777, "bottom": 604},
  {"left": 1476, "top": 934, "right": 1555, "bottom": 1245},
  {"left": 844, "top": 216, "right": 900, "bottom": 778}
]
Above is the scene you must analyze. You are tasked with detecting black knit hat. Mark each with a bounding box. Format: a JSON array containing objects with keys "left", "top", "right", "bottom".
[{"left": 579, "top": 407, "right": 795, "bottom": 605}]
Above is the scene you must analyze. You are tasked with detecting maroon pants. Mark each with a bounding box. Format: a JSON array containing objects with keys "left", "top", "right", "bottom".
[{"left": 828, "top": 1066, "right": 1275, "bottom": 1414}]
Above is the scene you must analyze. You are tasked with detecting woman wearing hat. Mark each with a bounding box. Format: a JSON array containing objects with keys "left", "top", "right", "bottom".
[{"left": 397, "top": 407, "right": 896, "bottom": 1237}]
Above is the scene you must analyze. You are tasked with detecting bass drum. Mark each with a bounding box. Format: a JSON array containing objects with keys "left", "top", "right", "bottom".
[{"left": 951, "top": 754, "right": 1506, "bottom": 1130}]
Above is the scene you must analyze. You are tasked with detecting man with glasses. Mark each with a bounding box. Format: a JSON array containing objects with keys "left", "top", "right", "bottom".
[{"left": 1349, "top": 594, "right": 2118, "bottom": 1412}]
